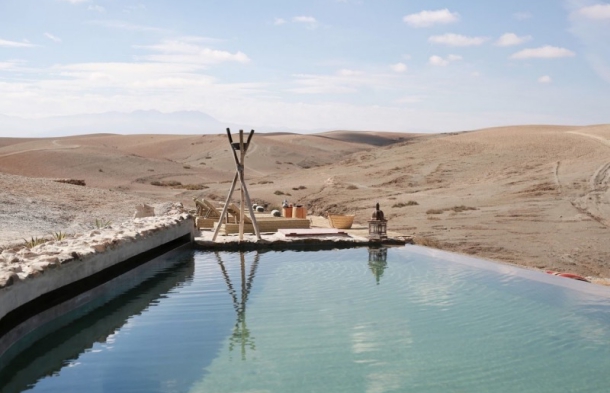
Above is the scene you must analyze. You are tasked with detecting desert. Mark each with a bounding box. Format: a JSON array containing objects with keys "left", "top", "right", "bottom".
[{"left": 1, "top": 124, "right": 610, "bottom": 284}]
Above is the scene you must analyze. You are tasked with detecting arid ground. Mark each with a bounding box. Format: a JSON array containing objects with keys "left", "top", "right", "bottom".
[{"left": 1, "top": 125, "right": 610, "bottom": 283}]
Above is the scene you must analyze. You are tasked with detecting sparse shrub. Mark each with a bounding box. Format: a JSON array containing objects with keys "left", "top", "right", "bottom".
[
  {"left": 393, "top": 201, "right": 419, "bottom": 208},
  {"left": 94, "top": 218, "right": 112, "bottom": 229},
  {"left": 183, "top": 165, "right": 191, "bottom": 169},
  {"left": 274, "top": 190, "right": 285, "bottom": 195},
  {"left": 183, "top": 184, "right": 209, "bottom": 190},
  {"left": 450, "top": 205, "right": 477, "bottom": 213},
  {"left": 150, "top": 180, "right": 182, "bottom": 187},
  {"left": 99, "top": 169, "right": 103, "bottom": 172},
  {"left": 414, "top": 236, "right": 442, "bottom": 249},
  {"left": 426, "top": 209, "right": 443, "bottom": 215},
  {"left": 148, "top": 169, "right": 155, "bottom": 172},
  {"left": 346, "top": 185, "right": 358, "bottom": 190},
  {"left": 23, "top": 236, "right": 47, "bottom": 249},
  {"left": 258, "top": 180, "right": 274, "bottom": 184},
  {"left": 53, "top": 231, "right": 67, "bottom": 241},
  {"left": 292, "top": 185, "right": 307, "bottom": 191}
]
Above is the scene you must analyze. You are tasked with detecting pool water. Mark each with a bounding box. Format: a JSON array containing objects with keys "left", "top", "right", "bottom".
[{"left": 2, "top": 247, "right": 610, "bottom": 392}]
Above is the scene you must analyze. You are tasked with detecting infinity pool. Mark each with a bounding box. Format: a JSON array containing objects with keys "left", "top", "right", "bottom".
[{"left": 2, "top": 246, "right": 610, "bottom": 392}]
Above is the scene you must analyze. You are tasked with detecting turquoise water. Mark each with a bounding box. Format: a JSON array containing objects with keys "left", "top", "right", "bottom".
[{"left": 2, "top": 247, "right": 610, "bottom": 392}]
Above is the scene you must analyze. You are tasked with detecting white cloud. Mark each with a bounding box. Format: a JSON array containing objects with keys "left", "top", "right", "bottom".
[
  {"left": 390, "top": 62, "right": 407, "bottom": 72},
  {"left": 538, "top": 75, "right": 552, "bottom": 83},
  {"left": 429, "top": 55, "right": 448, "bottom": 66},
  {"left": 293, "top": 16, "right": 316, "bottom": 23},
  {"left": 514, "top": 12, "right": 532, "bottom": 20},
  {"left": 578, "top": 4, "right": 610, "bottom": 20},
  {"left": 88, "top": 20, "right": 170, "bottom": 33},
  {"left": 135, "top": 39, "right": 250, "bottom": 65},
  {"left": 428, "top": 33, "right": 489, "bottom": 47},
  {"left": 429, "top": 54, "right": 461, "bottom": 66},
  {"left": 0, "top": 38, "right": 35, "bottom": 48},
  {"left": 395, "top": 95, "right": 422, "bottom": 104},
  {"left": 337, "top": 69, "right": 362, "bottom": 76},
  {"left": 403, "top": 9, "right": 459, "bottom": 28},
  {"left": 495, "top": 33, "right": 532, "bottom": 47},
  {"left": 0, "top": 60, "right": 24, "bottom": 71},
  {"left": 88, "top": 5, "right": 105, "bottom": 13},
  {"left": 289, "top": 69, "right": 398, "bottom": 94},
  {"left": 274, "top": 18, "right": 287, "bottom": 25},
  {"left": 44, "top": 32, "right": 62, "bottom": 43},
  {"left": 58, "top": 0, "right": 89, "bottom": 3},
  {"left": 510, "top": 45, "right": 576, "bottom": 59}
]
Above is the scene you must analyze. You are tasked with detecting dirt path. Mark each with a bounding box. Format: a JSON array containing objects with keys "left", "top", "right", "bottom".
[{"left": 0, "top": 140, "right": 80, "bottom": 159}]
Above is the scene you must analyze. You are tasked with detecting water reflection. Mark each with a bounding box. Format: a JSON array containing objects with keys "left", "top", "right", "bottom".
[
  {"left": 0, "top": 252, "right": 195, "bottom": 393},
  {"left": 368, "top": 247, "right": 388, "bottom": 285},
  {"left": 216, "top": 252, "right": 260, "bottom": 361}
]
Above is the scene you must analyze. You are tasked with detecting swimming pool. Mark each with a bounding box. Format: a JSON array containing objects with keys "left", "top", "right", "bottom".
[{"left": 2, "top": 246, "right": 610, "bottom": 392}]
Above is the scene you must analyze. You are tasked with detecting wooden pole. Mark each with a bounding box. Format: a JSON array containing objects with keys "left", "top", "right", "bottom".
[
  {"left": 212, "top": 172, "right": 238, "bottom": 241},
  {"left": 212, "top": 128, "right": 261, "bottom": 242}
]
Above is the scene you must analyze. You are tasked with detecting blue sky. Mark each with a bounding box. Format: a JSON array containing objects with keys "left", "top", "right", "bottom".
[{"left": 0, "top": 0, "right": 609, "bottom": 133}]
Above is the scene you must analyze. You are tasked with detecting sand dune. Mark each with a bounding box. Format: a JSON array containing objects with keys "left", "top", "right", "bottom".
[{"left": 2, "top": 125, "right": 610, "bottom": 283}]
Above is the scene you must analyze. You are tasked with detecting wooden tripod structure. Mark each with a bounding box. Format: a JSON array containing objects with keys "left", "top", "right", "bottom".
[{"left": 212, "top": 128, "right": 261, "bottom": 242}]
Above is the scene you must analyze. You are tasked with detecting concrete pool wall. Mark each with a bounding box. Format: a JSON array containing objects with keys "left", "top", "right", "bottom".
[{"left": 0, "top": 214, "right": 195, "bottom": 358}]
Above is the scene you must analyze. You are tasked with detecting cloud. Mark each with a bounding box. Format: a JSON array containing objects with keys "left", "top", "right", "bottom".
[
  {"left": 538, "top": 75, "right": 552, "bottom": 83},
  {"left": 44, "top": 32, "right": 62, "bottom": 43},
  {"left": 88, "top": 20, "right": 170, "bottom": 33},
  {"left": 88, "top": 5, "right": 105, "bottom": 13},
  {"left": 390, "top": 62, "right": 407, "bottom": 72},
  {"left": 293, "top": 16, "right": 316, "bottom": 23},
  {"left": 274, "top": 18, "right": 287, "bottom": 25},
  {"left": 429, "top": 54, "right": 461, "bottom": 66},
  {"left": 289, "top": 69, "right": 398, "bottom": 94},
  {"left": 0, "top": 38, "right": 35, "bottom": 48},
  {"left": 514, "top": 11, "right": 532, "bottom": 20},
  {"left": 578, "top": 4, "right": 610, "bottom": 20},
  {"left": 495, "top": 33, "right": 532, "bottom": 47},
  {"left": 428, "top": 33, "right": 489, "bottom": 47},
  {"left": 403, "top": 9, "right": 459, "bottom": 28},
  {"left": 135, "top": 39, "right": 250, "bottom": 65},
  {"left": 510, "top": 45, "right": 576, "bottom": 59},
  {"left": 429, "top": 56, "right": 448, "bottom": 66},
  {"left": 58, "top": 0, "right": 89, "bottom": 3},
  {"left": 567, "top": 1, "right": 610, "bottom": 83},
  {"left": 0, "top": 60, "right": 25, "bottom": 71}
]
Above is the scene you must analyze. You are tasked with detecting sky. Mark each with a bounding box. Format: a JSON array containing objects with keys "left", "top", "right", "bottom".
[{"left": 0, "top": 0, "right": 609, "bottom": 134}]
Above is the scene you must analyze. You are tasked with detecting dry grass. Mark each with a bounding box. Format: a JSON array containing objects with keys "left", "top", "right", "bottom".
[
  {"left": 426, "top": 209, "right": 444, "bottom": 215},
  {"left": 413, "top": 236, "right": 442, "bottom": 249},
  {"left": 393, "top": 201, "right": 418, "bottom": 208}
]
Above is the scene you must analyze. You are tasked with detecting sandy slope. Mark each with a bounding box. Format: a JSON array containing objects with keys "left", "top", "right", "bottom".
[{"left": 1, "top": 126, "right": 610, "bottom": 283}]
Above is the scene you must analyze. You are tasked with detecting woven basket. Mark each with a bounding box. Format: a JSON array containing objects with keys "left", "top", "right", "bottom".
[{"left": 328, "top": 214, "right": 355, "bottom": 229}]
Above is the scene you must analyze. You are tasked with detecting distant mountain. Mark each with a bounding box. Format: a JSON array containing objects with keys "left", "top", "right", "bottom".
[
  {"left": 0, "top": 110, "right": 328, "bottom": 138},
  {"left": 0, "top": 110, "right": 228, "bottom": 138}
]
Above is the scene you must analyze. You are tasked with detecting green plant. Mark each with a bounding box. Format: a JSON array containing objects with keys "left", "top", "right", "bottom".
[
  {"left": 23, "top": 236, "right": 47, "bottom": 249},
  {"left": 95, "top": 218, "right": 112, "bottom": 229},
  {"left": 53, "top": 231, "right": 67, "bottom": 241}
]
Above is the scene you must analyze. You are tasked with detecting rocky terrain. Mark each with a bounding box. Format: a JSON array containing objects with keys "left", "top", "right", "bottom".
[{"left": 2, "top": 125, "right": 610, "bottom": 284}]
